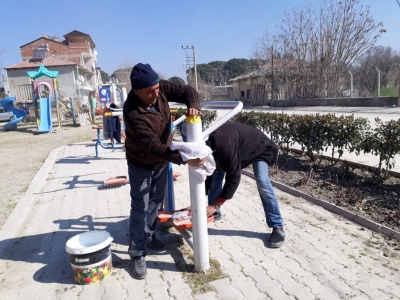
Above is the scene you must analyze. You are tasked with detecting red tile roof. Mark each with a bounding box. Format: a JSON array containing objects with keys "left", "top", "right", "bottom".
[{"left": 5, "top": 56, "right": 76, "bottom": 70}]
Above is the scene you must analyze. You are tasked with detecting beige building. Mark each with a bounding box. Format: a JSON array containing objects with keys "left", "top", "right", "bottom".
[{"left": 4, "top": 30, "right": 102, "bottom": 104}]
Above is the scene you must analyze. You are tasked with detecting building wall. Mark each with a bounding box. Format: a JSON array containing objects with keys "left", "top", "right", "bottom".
[
  {"left": 21, "top": 38, "right": 68, "bottom": 60},
  {"left": 233, "top": 75, "right": 399, "bottom": 107},
  {"left": 254, "top": 97, "right": 399, "bottom": 107},
  {"left": 21, "top": 37, "right": 96, "bottom": 88},
  {"left": 6, "top": 65, "right": 79, "bottom": 101}
]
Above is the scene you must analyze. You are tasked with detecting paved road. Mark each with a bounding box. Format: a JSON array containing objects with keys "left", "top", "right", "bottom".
[{"left": 0, "top": 140, "right": 399, "bottom": 299}]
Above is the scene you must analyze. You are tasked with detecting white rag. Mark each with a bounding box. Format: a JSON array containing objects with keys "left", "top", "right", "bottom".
[{"left": 170, "top": 141, "right": 216, "bottom": 181}]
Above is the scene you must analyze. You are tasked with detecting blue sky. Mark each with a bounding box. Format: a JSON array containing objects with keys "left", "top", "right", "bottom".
[{"left": 1, "top": 0, "right": 399, "bottom": 82}]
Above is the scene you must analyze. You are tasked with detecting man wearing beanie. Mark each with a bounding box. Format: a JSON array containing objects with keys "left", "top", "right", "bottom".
[{"left": 123, "top": 63, "right": 203, "bottom": 280}]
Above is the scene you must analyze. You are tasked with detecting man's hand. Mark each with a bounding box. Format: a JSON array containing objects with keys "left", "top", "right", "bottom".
[
  {"left": 180, "top": 206, "right": 192, "bottom": 216},
  {"left": 186, "top": 108, "right": 201, "bottom": 116},
  {"left": 184, "top": 205, "right": 218, "bottom": 218},
  {"left": 186, "top": 157, "right": 206, "bottom": 167},
  {"left": 206, "top": 205, "right": 219, "bottom": 217}
]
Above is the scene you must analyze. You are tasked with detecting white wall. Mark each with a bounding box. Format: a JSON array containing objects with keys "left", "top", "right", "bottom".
[{"left": 6, "top": 65, "right": 77, "bottom": 100}]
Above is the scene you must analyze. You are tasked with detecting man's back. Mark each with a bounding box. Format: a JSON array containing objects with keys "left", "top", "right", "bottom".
[{"left": 206, "top": 122, "right": 278, "bottom": 171}]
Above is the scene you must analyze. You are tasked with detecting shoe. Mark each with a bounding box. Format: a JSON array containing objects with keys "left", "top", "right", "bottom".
[
  {"left": 147, "top": 235, "right": 165, "bottom": 249},
  {"left": 212, "top": 210, "right": 222, "bottom": 221},
  {"left": 132, "top": 256, "right": 147, "bottom": 280},
  {"left": 268, "top": 227, "right": 285, "bottom": 248}
]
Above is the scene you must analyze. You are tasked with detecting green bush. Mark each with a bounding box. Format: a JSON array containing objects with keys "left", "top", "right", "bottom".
[{"left": 231, "top": 110, "right": 400, "bottom": 178}]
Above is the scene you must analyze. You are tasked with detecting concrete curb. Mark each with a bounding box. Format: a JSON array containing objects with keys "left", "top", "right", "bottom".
[
  {"left": 241, "top": 169, "right": 400, "bottom": 241},
  {"left": 0, "top": 146, "right": 65, "bottom": 249}
]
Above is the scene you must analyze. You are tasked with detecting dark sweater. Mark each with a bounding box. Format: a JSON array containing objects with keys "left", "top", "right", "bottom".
[
  {"left": 206, "top": 122, "right": 278, "bottom": 199},
  {"left": 123, "top": 79, "right": 201, "bottom": 170}
]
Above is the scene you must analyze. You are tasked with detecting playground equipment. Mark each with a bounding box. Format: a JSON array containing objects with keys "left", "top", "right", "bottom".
[
  {"left": 0, "top": 96, "right": 27, "bottom": 131},
  {"left": 90, "top": 84, "right": 128, "bottom": 157},
  {"left": 96, "top": 100, "right": 242, "bottom": 272},
  {"left": 98, "top": 84, "right": 127, "bottom": 140},
  {"left": 91, "top": 108, "right": 124, "bottom": 157},
  {"left": 27, "top": 64, "right": 61, "bottom": 133},
  {"left": 160, "top": 101, "right": 243, "bottom": 272}
]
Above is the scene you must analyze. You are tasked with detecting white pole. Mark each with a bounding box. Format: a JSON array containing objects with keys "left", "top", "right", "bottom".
[
  {"left": 171, "top": 101, "right": 243, "bottom": 273},
  {"left": 201, "top": 101, "right": 243, "bottom": 140},
  {"left": 348, "top": 71, "right": 353, "bottom": 98},
  {"left": 111, "top": 83, "right": 117, "bottom": 103},
  {"left": 375, "top": 67, "right": 381, "bottom": 97},
  {"left": 185, "top": 115, "right": 209, "bottom": 272},
  {"left": 121, "top": 87, "right": 127, "bottom": 103}
]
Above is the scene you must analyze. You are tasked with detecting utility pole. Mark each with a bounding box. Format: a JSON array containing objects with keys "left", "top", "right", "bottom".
[
  {"left": 271, "top": 46, "right": 274, "bottom": 106},
  {"left": 182, "top": 46, "right": 198, "bottom": 92}
]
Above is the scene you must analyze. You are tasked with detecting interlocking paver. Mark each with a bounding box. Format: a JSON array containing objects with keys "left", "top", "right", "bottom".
[{"left": 0, "top": 141, "right": 399, "bottom": 300}]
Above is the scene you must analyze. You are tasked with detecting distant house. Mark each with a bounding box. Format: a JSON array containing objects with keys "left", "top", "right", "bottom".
[
  {"left": 4, "top": 30, "right": 103, "bottom": 104},
  {"left": 230, "top": 59, "right": 309, "bottom": 105},
  {"left": 211, "top": 85, "right": 233, "bottom": 101}
]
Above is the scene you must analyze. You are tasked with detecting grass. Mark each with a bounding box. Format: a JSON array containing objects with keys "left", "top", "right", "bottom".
[
  {"left": 19, "top": 185, "right": 29, "bottom": 193},
  {"left": 382, "top": 263, "right": 399, "bottom": 272},
  {"left": 380, "top": 87, "right": 398, "bottom": 97},
  {"left": 176, "top": 244, "right": 229, "bottom": 294},
  {"left": 308, "top": 222, "right": 324, "bottom": 230},
  {"left": 157, "top": 224, "right": 228, "bottom": 294},
  {"left": 363, "top": 240, "right": 374, "bottom": 248},
  {"left": 6, "top": 203, "right": 16, "bottom": 210}
]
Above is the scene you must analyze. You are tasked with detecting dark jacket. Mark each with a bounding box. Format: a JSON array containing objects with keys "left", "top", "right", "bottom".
[
  {"left": 123, "top": 79, "right": 201, "bottom": 170},
  {"left": 205, "top": 122, "right": 278, "bottom": 199}
]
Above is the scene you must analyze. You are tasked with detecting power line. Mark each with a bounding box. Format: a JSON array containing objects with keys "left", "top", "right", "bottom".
[
  {"left": 163, "top": 0, "right": 322, "bottom": 76},
  {"left": 195, "top": 0, "right": 279, "bottom": 42},
  {"left": 199, "top": 0, "right": 321, "bottom": 62}
]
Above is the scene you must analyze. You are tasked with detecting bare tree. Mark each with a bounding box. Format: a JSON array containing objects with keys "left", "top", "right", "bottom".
[
  {"left": 112, "top": 59, "right": 136, "bottom": 90},
  {"left": 353, "top": 46, "right": 397, "bottom": 95},
  {"left": 251, "top": 30, "right": 274, "bottom": 68},
  {"left": 253, "top": 0, "right": 384, "bottom": 99},
  {"left": 0, "top": 46, "right": 7, "bottom": 88}
]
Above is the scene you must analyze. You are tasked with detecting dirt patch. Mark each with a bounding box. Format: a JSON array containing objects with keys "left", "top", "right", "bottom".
[
  {"left": 0, "top": 121, "right": 96, "bottom": 228},
  {"left": 264, "top": 151, "right": 400, "bottom": 237}
]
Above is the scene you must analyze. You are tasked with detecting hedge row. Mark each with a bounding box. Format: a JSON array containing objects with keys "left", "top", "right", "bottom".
[{"left": 231, "top": 111, "right": 400, "bottom": 178}]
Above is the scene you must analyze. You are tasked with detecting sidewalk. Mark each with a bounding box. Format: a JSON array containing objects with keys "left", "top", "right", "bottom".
[{"left": 0, "top": 142, "right": 399, "bottom": 299}]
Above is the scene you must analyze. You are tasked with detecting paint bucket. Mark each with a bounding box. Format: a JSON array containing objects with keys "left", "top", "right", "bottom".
[{"left": 65, "top": 231, "right": 113, "bottom": 284}]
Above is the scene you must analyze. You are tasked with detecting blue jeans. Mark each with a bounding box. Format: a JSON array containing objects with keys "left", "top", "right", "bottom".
[
  {"left": 208, "top": 160, "right": 284, "bottom": 228},
  {"left": 127, "top": 162, "right": 167, "bottom": 259},
  {"left": 207, "top": 170, "right": 225, "bottom": 213}
]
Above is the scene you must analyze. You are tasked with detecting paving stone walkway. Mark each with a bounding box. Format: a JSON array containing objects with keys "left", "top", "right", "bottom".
[{"left": 0, "top": 141, "right": 399, "bottom": 299}]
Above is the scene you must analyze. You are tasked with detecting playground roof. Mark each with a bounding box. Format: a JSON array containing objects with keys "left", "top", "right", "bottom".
[
  {"left": 5, "top": 56, "right": 76, "bottom": 70},
  {"left": 27, "top": 64, "right": 58, "bottom": 79}
]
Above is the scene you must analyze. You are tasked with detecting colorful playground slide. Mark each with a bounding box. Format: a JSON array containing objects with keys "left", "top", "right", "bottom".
[
  {"left": 0, "top": 96, "right": 26, "bottom": 131},
  {"left": 37, "top": 97, "right": 52, "bottom": 133}
]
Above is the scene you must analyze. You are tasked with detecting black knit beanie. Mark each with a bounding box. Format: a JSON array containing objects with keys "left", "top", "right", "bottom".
[{"left": 130, "top": 63, "right": 159, "bottom": 90}]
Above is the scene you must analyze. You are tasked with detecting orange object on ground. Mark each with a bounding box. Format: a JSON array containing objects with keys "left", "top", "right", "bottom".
[
  {"left": 104, "top": 176, "right": 127, "bottom": 185},
  {"left": 157, "top": 211, "right": 174, "bottom": 223},
  {"left": 173, "top": 216, "right": 214, "bottom": 231},
  {"left": 173, "top": 172, "right": 182, "bottom": 178},
  {"left": 95, "top": 108, "right": 104, "bottom": 115}
]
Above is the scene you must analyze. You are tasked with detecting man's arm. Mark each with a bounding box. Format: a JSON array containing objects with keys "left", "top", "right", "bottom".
[
  {"left": 216, "top": 149, "right": 242, "bottom": 200},
  {"left": 159, "top": 80, "right": 201, "bottom": 111}
]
